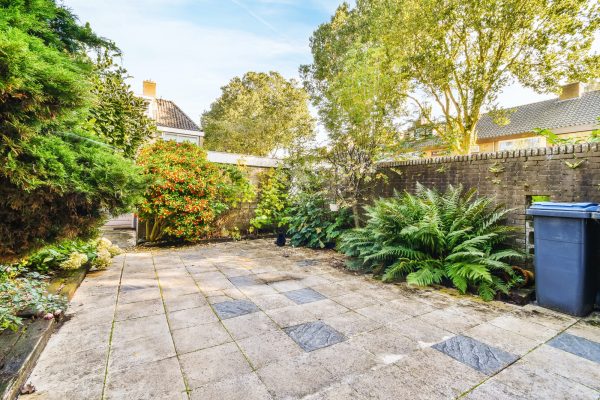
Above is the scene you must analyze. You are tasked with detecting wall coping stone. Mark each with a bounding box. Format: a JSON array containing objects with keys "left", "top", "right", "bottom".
[{"left": 378, "top": 144, "right": 600, "bottom": 168}]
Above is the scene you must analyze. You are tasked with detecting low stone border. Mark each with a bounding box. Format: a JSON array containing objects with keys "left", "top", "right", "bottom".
[{"left": 0, "top": 266, "right": 89, "bottom": 400}]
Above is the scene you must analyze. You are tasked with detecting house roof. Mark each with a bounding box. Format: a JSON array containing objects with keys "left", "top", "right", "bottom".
[
  {"left": 152, "top": 98, "right": 201, "bottom": 132},
  {"left": 477, "top": 89, "right": 600, "bottom": 140}
]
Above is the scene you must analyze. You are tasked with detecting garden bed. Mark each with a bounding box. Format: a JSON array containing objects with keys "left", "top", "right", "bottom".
[{"left": 0, "top": 266, "right": 88, "bottom": 400}]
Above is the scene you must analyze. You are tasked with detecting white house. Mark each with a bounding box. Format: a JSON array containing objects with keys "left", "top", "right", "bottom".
[{"left": 141, "top": 80, "right": 204, "bottom": 145}]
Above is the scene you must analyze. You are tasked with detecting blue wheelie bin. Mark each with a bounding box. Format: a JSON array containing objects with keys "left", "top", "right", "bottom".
[{"left": 526, "top": 202, "right": 600, "bottom": 316}]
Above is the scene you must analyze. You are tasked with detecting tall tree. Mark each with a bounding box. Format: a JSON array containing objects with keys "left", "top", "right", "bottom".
[
  {"left": 301, "top": 4, "right": 407, "bottom": 226},
  {"left": 364, "top": 0, "right": 600, "bottom": 154},
  {"left": 202, "top": 71, "right": 315, "bottom": 157}
]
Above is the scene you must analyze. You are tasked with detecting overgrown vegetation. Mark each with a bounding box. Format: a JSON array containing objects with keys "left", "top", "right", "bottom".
[
  {"left": 137, "top": 140, "right": 255, "bottom": 242},
  {"left": 250, "top": 168, "right": 292, "bottom": 232},
  {"left": 339, "top": 184, "right": 523, "bottom": 300},
  {"left": 0, "top": 1, "right": 148, "bottom": 261},
  {"left": 0, "top": 267, "right": 66, "bottom": 332},
  {"left": 0, "top": 238, "right": 121, "bottom": 332},
  {"left": 287, "top": 192, "right": 352, "bottom": 249}
]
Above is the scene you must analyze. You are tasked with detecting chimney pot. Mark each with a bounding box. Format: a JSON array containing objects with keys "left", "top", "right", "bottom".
[
  {"left": 143, "top": 80, "right": 157, "bottom": 98},
  {"left": 559, "top": 82, "right": 584, "bottom": 100}
]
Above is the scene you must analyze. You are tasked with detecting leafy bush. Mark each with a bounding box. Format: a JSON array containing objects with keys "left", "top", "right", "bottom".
[
  {"left": 287, "top": 192, "right": 352, "bottom": 248},
  {"left": 137, "top": 140, "right": 255, "bottom": 241},
  {"left": 88, "top": 52, "right": 157, "bottom": 158},
  {"left": 339, "top": 184, "right": 523, "bottom": 300},
  {"left": 19, "top": 238, "right": 122, "bottom": 273},
  {"left": 250, "top": 168, "right": 291, "bottom": 232},
  {"left": 0, "top": 2, "right": 147, "bottom": 262},
  {"left": 1, "top": 237, "right": 121, "bottom": 332},
  {"left": 0, "top": 132, "right": 146, "bottom": 262},
  {"left": 0, "top": 266, "right": 67, "bottom": 332}
]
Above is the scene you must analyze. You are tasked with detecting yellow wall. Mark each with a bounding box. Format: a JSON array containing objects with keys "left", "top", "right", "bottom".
[{"left": 422, "top": 130, "right": 596, "bottom": 157}]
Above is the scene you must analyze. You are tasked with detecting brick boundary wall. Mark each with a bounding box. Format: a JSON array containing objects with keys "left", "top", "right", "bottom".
[{"left": 375, "top": 143, "right": 600, "bottom": 252}]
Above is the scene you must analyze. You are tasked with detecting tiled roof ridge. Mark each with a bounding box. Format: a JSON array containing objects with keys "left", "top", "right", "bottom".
[
  {"left": 480, "top": 89, "right": 600, "bottom": 117},
  {"left": 154, "top": 98, "right": 201, "bottom": 132}
]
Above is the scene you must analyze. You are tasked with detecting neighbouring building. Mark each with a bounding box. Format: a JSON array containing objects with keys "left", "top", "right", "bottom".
[
  {"left": 141, "top": 80, "right": 204, "bottom": 146},
  {"left": 419, "top": 82, "right": 600, "bottom": 157}
]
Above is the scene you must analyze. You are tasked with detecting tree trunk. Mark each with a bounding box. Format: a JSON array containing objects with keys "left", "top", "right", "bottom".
[
  {"left": 148, "top": 218, "right": 163, "bottom": 242},
  {"left": 352, "top": 203, "right": 361, "bottom": 228},
  {"left": 457, "top": 129, "right": 477, "bottom": 155}
]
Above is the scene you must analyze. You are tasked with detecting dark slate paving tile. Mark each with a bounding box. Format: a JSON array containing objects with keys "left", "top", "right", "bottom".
[
  {"left": 433, "top": 335, "right": 518, "bottom": 375},
  {"left": 283, "top": 288, "right": 326, "bottom": 304},
  {"left": 296, "top": 259, "right": 319, "bottom": 268},
  {"left": 284, "top": 321, "right": 346, "bottom": 352},
  {"left": 213, "top": 300, "right": 259, "bottom": 320},
  {"left": 548, "top": 333, "right": 600, "bottom": 364},
  {"left": 229, "top": 275, "right": 260, "bottom": 287}
]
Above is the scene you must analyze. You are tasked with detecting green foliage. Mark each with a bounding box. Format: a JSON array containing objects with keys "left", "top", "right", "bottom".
[
  {"left": 250, "top": 168, "right": 291, "bottom": 232},
  {"left": 0, "top": 266, "right": 67, "bottom": 332},
  {"left": 202, "top": 71, "right": 315, "bottom": 156},
  {"left": 19, "top": 240, "right": 93, "bottom": 273},
  {"left": 339, "top": 184, "right": 523, "bottom": 300},
  {"left": 0, "top": 0, "right": 114, "bottom": 157},
  {"left": 306, "top": 0, "right": 600, "bottom": 154},
  {"left": 0, "top": 132, "right": 146, "bottom": 262},
  {"left": 137, "top": 140, "right": 255, "bottom": 242},
  {"left": 88, "top": 52, "right": 156, "bottom": 157},
  {"left": 534, "top": 126, "right": 600, "bottom": 146},
  {"left": 301, "top": 6, "right": 406, "bottom": 222},
  {"left": 214, "top": 164, "right": 256, "bottom": 215},
  {"left": 287, "top": 192, "right": 353, "bottom": 249},
  {"left": 16, "top": 238, "right": 120, "bottom": 273},
  {"left": 0, "top": 1, "right": 147, "bottom": 261}
]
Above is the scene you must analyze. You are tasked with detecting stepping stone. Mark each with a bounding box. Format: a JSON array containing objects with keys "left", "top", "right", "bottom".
[
  {"left": 229, "top": 276, "right": 260, "bottom": 287},
  {"left": 548, "top": 333, "right": 600, "bottom": 363},
  {"left": 283, "top": 288, "right": 326, "bottom": 304},
  {"left": 297, "top": 259, "right": 319, "bottom": 267},
  {"left": 284, "top": 321, "right": 346, "bottom": 352},
  {"left": 213, "top": 300, "right": 259, "bottom": 320},
  {"left": 433, "top": 335, "right": 518, "bottom": 375}
]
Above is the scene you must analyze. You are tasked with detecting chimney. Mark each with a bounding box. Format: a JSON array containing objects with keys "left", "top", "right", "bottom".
[
  {"left": 143, "top": 80, "right": 157, "bottom": 98},
  {"left": 559, "top": 82, "right": 584, "bottom": 100}
]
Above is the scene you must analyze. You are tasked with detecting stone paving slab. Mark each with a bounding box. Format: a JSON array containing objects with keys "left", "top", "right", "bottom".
[
  {"left": 283, "top": 288, "right": 326, "bottom": 304},
  {"left": 284, "top": 321, "right": 346, "bottom": 352},
  {"left": 20, "top": 240, "right": 600, "bottom": 399},
  {"left": 213, "top": 299, "right": 260, "bottom": 319},
  {"left": 547, "top": 332, "right": 600, "bottom": 363},
  {"left": 433, "top": 335, "right": 518, "bottom": 375}
]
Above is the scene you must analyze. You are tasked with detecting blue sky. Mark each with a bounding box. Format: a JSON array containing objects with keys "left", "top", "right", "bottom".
[
  {"left": 64, "top": 0, "right": 339, "bottom": 122},
  {"left": 64, "top": 0, "right": 577, "bottom": 126}
]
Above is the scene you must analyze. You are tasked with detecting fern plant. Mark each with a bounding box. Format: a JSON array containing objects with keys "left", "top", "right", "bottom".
[
  {"left": 287, "top": 192, "right": 353, "bottom": 249},
  {"left": 339, "top": 184, "right": 523, "bottom": 300}
]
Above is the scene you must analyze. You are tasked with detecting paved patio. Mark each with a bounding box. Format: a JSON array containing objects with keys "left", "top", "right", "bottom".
[{"left": 21, "top": 239, "right": 600, "bottom": 399}]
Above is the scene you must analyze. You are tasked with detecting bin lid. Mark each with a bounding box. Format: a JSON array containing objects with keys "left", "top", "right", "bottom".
[{"left": 527, "top": 202, "right": 599, "bottom": 218}]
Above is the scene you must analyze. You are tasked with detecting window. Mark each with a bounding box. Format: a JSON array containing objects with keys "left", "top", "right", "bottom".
[
  {"left": 162, "top": 133, "right": 199, "bottom": 145},
  {"left": 498, "top": 137, "right": 544, "bottom": 151}
]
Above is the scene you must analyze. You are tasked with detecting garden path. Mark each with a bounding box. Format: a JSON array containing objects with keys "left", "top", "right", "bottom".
[{"left": 21, "top": 239, "right": 600, "bottom": 399}]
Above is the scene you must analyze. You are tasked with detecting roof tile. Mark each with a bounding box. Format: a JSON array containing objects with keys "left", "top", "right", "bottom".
[
  {"left": 477, "top": 90, "right": 600, "bottom": 139},
  {"left": 153, "top": 98, "right": 201, "bottom": 132}
]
